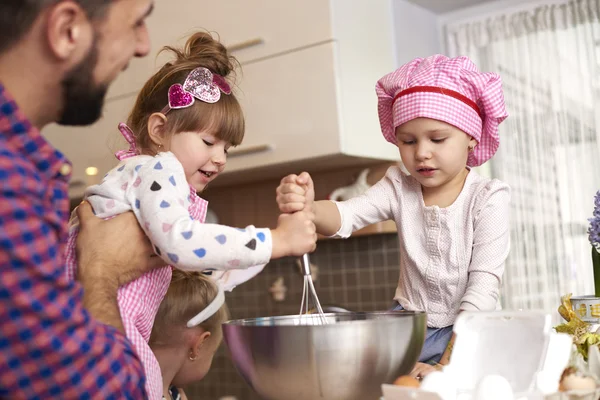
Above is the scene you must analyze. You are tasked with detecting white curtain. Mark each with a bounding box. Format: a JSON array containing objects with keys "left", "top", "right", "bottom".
[{"left": 445, "top": 0, "right": 600, "bottom": 316}]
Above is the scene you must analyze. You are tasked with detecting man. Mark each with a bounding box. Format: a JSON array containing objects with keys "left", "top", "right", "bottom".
[{"left": 0, "top": 1, "right": 164, "bottom": 397}]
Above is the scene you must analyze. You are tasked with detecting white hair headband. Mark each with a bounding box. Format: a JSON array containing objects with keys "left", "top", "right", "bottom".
[{"left": 186, "top": 282, "right": 225, "bottom": 328}]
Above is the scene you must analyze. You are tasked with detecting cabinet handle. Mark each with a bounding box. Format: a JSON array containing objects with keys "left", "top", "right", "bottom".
[
  {"left": 227, "top": 37, "right": 264, "bottom": 52},
  {"left": 227, "top": 144, "right": 274, "bottom": 158}
]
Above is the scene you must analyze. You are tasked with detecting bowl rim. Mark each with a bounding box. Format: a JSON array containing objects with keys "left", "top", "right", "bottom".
[
  {"left": 222, "top": 310, "right": 427, "bottom": 327},
  {"left": 571, "top": 295, "right": 600, "bottom": 301}
]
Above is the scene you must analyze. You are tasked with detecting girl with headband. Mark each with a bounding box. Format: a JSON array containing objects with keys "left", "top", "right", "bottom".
[{"left": 150, "top": 270, "right": 228, "bottom": 400}]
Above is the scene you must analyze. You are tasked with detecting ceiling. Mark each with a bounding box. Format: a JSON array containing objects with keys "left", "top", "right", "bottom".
[{"left": 406, "top": 0, "right": 500, "bottom": 14}]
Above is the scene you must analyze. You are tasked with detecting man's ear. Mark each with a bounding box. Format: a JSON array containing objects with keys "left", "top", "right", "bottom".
[{"left": 45, "top": 2, "right": 93, "bottom": 62}]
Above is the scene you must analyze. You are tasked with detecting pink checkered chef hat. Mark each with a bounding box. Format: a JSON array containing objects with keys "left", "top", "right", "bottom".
[{"left": 376, "top": 54, "right": 508, "bottom": 167}]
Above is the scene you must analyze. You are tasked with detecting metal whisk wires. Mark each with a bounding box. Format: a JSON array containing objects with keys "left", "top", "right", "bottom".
[{"left": 298, "top": 253, "right": 328, "bottom": 325}]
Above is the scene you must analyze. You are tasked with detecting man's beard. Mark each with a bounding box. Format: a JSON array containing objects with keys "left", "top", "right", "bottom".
[{"left": 58, "top": 37, "right": 109, "bottom": 126}]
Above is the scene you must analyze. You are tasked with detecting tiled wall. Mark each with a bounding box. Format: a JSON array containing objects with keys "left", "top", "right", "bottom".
[{"left": 185, "top": 233, "right": 400, "bottom": 400}]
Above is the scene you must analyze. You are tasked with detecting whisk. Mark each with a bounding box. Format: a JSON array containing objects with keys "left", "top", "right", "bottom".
[{"left": 298, "top": 253, "right": 328, "bottom": 325}]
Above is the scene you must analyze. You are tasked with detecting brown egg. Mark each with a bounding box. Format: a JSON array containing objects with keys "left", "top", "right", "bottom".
[
  {"left": 393, "top": 375, "right": 421, "bottom": 388},
  {"left": 560, "top": 374, "right": 597, "bottom": 391}
]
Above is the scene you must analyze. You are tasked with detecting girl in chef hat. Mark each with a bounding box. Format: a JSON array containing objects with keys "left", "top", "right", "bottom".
[{"left": 275, "top": 54, "right": 511, "bottom": 378}]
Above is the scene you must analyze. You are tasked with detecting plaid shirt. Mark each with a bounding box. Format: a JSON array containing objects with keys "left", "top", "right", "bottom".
[{"left": 0, "top": 83, "right": 147, "bottom": 399}]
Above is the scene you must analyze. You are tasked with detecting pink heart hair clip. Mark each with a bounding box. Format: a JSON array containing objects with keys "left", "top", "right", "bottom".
[{"left": 161, "top": 67, "right": 232, "bottom": 114}]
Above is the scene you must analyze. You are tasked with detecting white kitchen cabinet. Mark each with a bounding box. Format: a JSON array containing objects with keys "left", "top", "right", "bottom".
[
  {"left": 220, "top": 0, "right": 401, "bottom": 181},
  {"left": 106, "top": 0, "right": 334, "bottom": 100},
  {"left": 226, "top": 42, "right": 342, "bottom": 172}
]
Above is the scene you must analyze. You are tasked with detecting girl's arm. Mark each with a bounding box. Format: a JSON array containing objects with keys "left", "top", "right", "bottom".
[
  {"left": 278, "top": 167, "right": 398, "bottom": 237},
  {"left": 277, "top": 173, "right": 342, "bottom": 236},
  {"left": 312, "top": 200, "right": 342, "bottom": 236},
  {"left": 460, "top": 181, "right": 511, "bottom": 311},
  {"left": 126, "top": 154, "right": 313, "bottom": 271},
  {"left": 327, "top": 168, "right": 399, "bottom": 238}
]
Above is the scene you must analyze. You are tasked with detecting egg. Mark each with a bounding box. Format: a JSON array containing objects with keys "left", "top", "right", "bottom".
[
  {"left": 560, "top": 374, "right": 597, "bottom": 391},
  {"left": 393, "top": 375, "right": 420, "bottom": 388},
  {"left": 472, "top": 375, "right": 514, "bottom": 400},
  {"left": 420, "top": 371, "right": 457, "bottom": 400}
]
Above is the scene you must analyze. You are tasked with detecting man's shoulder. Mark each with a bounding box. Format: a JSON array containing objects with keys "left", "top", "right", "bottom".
[{"left": 0, "top": 146, "right": 44, "bottom": 192}]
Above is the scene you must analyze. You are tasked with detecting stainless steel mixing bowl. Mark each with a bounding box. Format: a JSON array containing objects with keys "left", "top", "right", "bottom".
[{"left": 222, "top": 311, "right": 426, "bottom": 400}]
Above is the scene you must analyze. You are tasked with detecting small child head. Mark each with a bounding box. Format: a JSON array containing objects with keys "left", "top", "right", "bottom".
[
  {"left": 150, "top": 270, "right": 229, "bottom": 384},
  {"left": 376, "top": 55, "right": 508, "bottom": 185},
  {"left": 124, "top": 31, "right": 244, "bottom": 192}
]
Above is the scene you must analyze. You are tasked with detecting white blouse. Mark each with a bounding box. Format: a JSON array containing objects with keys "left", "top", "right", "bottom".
[{"left": 334, "top": 166, "right": 510, "bottom": 328}]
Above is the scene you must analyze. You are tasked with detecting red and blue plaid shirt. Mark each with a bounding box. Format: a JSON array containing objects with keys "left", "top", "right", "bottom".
[{"left": 0, "top": 83, "right": 147, "bottom": 399}]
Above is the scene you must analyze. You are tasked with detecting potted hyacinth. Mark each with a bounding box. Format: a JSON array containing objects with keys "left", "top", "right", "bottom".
[
  {"left": 564, "top": 191, "right": 600, "bottom": 327},
  {"left": 555, "top": 192, "right": 600, "bottom": 356},
  {"left": 552, "top": 192, "right": 600, "bottom": 396}
]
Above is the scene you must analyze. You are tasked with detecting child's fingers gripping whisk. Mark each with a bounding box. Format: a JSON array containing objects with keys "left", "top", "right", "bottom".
[
  {"left": 296, "top": 172, "right": 315, "bottom": 213},
  {"left": 276, "top": 174, "right": 306, "bottom": 213},
  {"left": 276, "top": 172, "right": 315, "bottom": 214},
  {"left": 271, "top": 211, "right": 317, "bottom": 259}
]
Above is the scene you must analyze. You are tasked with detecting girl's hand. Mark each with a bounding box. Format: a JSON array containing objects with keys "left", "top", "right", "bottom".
[
  {"left": 409, "top": 362, "right": 441, "bottom": 380},
  {"left": 271, "top": 211, "right": 317, "bottom": 258},
  {"left": 276, "top": 172, "right": 315, "bottom": 214}
]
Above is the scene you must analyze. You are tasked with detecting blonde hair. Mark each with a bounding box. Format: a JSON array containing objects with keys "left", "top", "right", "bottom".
[
  {"left": 150, "top": 270, "right": 229, "bottom": 346},
  {"left": 127, "top": 31, "right": 244, "bottom": 155}
]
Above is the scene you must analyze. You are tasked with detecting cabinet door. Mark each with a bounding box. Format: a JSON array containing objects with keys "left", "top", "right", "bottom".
[
  {"left": 225, "top": 41, "right": 341, "bottom": 173},
  {"left": 42, "top": 95, "right": 137, "bottom": 198},
  {"left": 106, "top": 0, "right": 333, "bottom": 100},
  {"left": 194, "top": 0, "right": 333, "bottom": 62}
]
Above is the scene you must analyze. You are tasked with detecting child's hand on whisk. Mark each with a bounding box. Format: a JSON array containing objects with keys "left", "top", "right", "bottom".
[
  {"left": 270, "top": 211, "right": 317, "bottom": 259},
  {"left": 276, "top": 172, "right": 315, "bottom": 214}
]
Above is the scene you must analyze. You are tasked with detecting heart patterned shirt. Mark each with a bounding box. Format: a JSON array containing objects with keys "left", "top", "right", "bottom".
[{"left": 64, "top": 151, "right": 270, "bottom": 400}]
